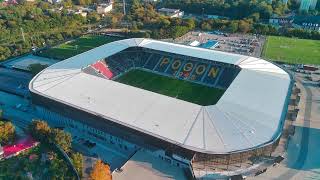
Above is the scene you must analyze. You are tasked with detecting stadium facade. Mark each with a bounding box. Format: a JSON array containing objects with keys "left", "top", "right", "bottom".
[{"left": 29, "top": 38, "right": 293, "bottom": 178}]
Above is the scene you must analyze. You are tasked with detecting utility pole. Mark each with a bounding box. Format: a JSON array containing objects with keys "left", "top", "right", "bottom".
[
  {"left": 202, "top": 8, "right": 205, "bottom": 19},
  {"left": 20, "top": 27, "right": 25, "bottom": 42},
  {"left": 123, "top": 0, "right": 126, "bottom": 15}
]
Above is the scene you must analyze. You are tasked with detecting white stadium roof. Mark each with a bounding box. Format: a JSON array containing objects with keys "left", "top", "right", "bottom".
[{"left": 29, "top": 38, "right": 292, "bottom": 154}]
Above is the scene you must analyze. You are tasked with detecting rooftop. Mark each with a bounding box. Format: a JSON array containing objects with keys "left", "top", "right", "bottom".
[
  {"left": 29, "top": 39, "right": 291, "bottom": 154},
  {"left": 158, "top": 8, "right": 181, "bottom": 13},
  {"left": 112, "top": 150, "right": 188, "bottom": 180}
]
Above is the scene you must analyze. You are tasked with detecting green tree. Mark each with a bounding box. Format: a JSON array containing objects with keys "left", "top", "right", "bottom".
[
  {"left": 0, "top": 46, "right": 11, "bottom": 61},
  {"left": 170, "top": 26, "right": 189, "bottom": 39},
  {"left": 28, "top": 63, "right": 48, "bottom": 76},
  {"left": 184, "top": 18, "right": 196, "bottom": 29},
  {"left": 88, "top": 12, "right": 101, "bottom": 23},
  {"left": 159, "top": 17, "right": 171, "bottom": 27},
  {"left": 201, "top": 22, "right": 212, "bottom": 31},
  {"left": 229, "top": 21, "right": 239, "bottom": 33},
  {"left": 63, "top": 0, "right": 73, "bottom": 7},
  {"left": 71, "top": 152, "right": 83, "bottom": 177},
  {"left": 50, "top": 128, "right": 72, "bottom": 153},
  {"left": 249, "top": 13, "right": 260, "bottom": 22}
]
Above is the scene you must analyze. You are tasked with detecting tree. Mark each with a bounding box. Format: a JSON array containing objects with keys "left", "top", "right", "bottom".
[
  {"left": 71, "top": 152, "right": 84, "bottom": 177},
  {"left": 184, "top": 18, "right": 196, "bottom": 29},
  {"left": 238, "top": 20, "right": 251, "bottom": 33},
  {"left": 229, "top": 21, "right": 239, "bottom": 33},
  {"left": 170, "top": 26, "right": 189, "bottom": 39},
  {"left": 71, "top": 152, "right": 83, "bottom": 177},
  {"left": 75, "top": 0, "right": 92, "bottom": 5},
  {"left": 0, "top": 121, "right": 15, "bottom": 144},
  {"left": 28, "top": 63, "right": 48, "bottom": 76},
  {"left": 0, "top": 2, "right": 89, "bottom": 60},
  {"left": 158, "top": 17, "right": 171, "bottom": 27},
  {"left": 50, "top": 128, "right": 72, "bottom": 153},
  {"left": 90, "top": 160, "right": 112, "bottom": 180},
  {"left": 0, "top": 46, "right": 11, "bottom": 61},
  {"left": 87, "top": 12, "right": 100, "bottom": 23},
  {"left": 29, "top": 120, "right": 51, "bottom": 142},
  {"left": 201, "top": 22, "right": 212, "bottom": 31},
  {"left": 249, "top": 13, "right": 260, "bottom": 22},
  {"left": 63, "top": 0, "right": 73, "bottom": 8}
]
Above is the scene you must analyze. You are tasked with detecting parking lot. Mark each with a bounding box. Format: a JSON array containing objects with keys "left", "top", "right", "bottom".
[{"left": 175, "top": 31, "right": 266, "bottom": 57}]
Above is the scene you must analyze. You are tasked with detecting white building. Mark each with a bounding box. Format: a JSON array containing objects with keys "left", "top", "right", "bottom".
[
  {"left": 189, "top": 40, "right": 200, "bottom": 47},
  {"left": 158, "top": 8, "right": 184, "bottom": 18},
  {"left": 299, "top": 0, "right": 318, "bottom": 11},
  {"left": 269, "top": 17, "right": 293, "bottom": 25},
  {"left": 47, "top": 0, "right": 61, "bottom": 4},
  {"left": 301, "top": 23, "right": 320, "bottom": 32},
  {"left": 97, "top": 3, "right": 113, "bottom": 14},
  {"left": 75, "top": 9, "right": 87, "bottom": 17}
]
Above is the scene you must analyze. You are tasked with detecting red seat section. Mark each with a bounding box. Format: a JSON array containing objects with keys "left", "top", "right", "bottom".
[
  {"left": 91, "top": 61, "right": 114, "bottom": 79},
  {"left": 3, "top": 136, "right": 39, "bottom": 158}
]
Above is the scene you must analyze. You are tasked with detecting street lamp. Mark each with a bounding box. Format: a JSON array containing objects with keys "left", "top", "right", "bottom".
[{"left": 202, "top": 8, "right": 205, "bottom": 19}]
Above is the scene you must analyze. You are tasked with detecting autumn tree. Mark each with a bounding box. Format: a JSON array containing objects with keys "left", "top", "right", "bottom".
[
  {"left": 90, "top": 160, "right": 112, "bottom": 180},
  {"left": 238, "top": 20, "right": 251, "bottom": 33},
  {"left": 0, "top": 121, "right": 15, "bottom": 144}
]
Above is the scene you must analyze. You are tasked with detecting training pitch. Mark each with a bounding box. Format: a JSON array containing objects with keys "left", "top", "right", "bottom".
[
  {"left": 262, "top": 36, "right": 320, "bottom": 65},
  {"left": 37, "top": 35, "right": 123, "bottom": 60},
  {"left": 115, "top": 69, "right": 225, "bottom": 106}
]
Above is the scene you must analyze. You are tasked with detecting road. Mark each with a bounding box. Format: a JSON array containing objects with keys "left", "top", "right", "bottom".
[{"left": 0, "top": 91, "right": 35, "bottom": 129}]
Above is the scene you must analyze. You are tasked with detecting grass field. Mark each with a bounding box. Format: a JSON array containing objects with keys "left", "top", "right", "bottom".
[
  {"left": 115, "top": 69, "right": 225, "bottom": 105},
  {"left": 37, "top": 35, "right": 124, "bottom": 60},
  {"left": 262, "top": 36, "right": 320, "bottom": 65}
]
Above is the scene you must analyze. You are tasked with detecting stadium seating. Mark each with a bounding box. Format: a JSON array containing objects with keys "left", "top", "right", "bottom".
[
  {"left": 105, "top": 58, "right": 126, "bottom": 73},
  {"left": 165, "top": 58, "right": 186, "bottom": 76},
  {"left": 136, "top": 51, "right": 152, "bottom": 67},
  {"left": 189, "top": 63, "right": 209, "bottom": 82},
  {"left": 179, "top": 60, "right": 197, "bottom": 80},
  {"left": 202, "top": 65, "right": 221, "bottom": 86},
  {"left": 85, "top": 48, "right": 240, "bottom": 89},
  {"left": 91, "top": 61, "right": 115, "bottom": 79},
  {"left": 215, "top": 67, "right": 240, "bottom": 88},
  {"left": 143, "top": 54, "right": 162, "bottom": 70},
  {"left": 154, "top": 57, "right": 172, "bottom": 73}
]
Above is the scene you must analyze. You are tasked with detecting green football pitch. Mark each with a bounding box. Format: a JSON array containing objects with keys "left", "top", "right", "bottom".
[
  {"left": 115, "top": 69, "right": 225, "bottom": 106},
  {"left": 262, "top": 36, "right": 320, "bottom": 65},
  {"left": 37, "top": 35, "right": 124, "bottom": 60}
]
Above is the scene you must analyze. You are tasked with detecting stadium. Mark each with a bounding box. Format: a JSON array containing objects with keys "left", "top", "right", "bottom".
[{"left": 29, "top": 38, "right": 292, "bottom": 178}]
